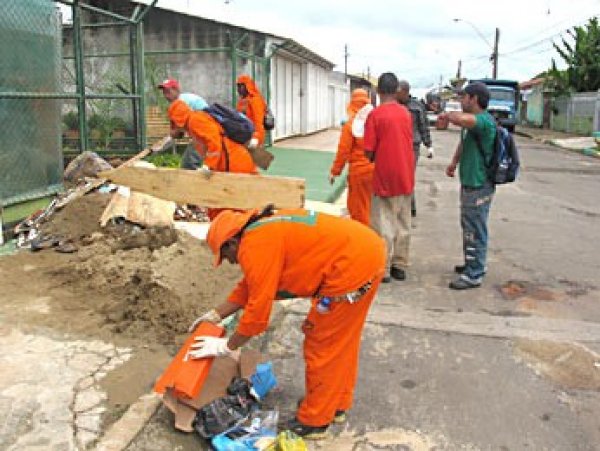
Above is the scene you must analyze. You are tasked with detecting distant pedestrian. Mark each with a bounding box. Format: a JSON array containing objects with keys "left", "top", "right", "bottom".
[
  {"left": 364, "top": 72, "right": 414, "bottom": 282},
  {"left": 441, "top": 82, "right": 496, "bottom": 290},
  {"left": 396, "top": 80, "right": 434, "bottom": 218},
  {"left": 236, "top": 75, "right": 267, "bottom": 149},
  {"left": 158, "top": 78, "right": 209, "bottom": 170},
  {"left": 329, "top": 88, "right": 374, "bottom": 225}
]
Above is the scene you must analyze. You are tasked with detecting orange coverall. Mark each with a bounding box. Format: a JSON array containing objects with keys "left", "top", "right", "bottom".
[
  {"left": 236, "top": 74, "right": 267, "bottom": 145},
  {"left": 168, "top": 99, "right": 257, "bottom": 219},
  {"left": 330, "top": 89, "right": 374, "bottom": 226},
  {"left": 227, "top": 209, "right": 386, "bottom": 427}
]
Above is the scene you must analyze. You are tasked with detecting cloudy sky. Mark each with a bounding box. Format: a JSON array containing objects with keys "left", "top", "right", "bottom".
[{"left": 71, "top": 0, "right": 600, "bottom": 88}]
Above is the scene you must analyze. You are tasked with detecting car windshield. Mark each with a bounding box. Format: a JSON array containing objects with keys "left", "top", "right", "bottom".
[{"left": 490, "top": 89, "right": 515, "bottom": 102}]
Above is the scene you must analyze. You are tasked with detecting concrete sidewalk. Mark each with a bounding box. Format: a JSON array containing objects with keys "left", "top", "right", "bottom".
[{"left": 516, "top": 126, "right": 599, "bottom": 158}]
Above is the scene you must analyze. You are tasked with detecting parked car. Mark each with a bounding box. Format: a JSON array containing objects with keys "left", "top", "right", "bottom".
[{"left": 444, "top": 100, "right": 462, "bottom": 113}]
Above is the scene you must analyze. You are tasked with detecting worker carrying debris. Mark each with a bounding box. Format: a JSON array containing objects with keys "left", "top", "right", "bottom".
[
  {"left": 329, "top": 88, "right": 374, "bottom": 225},
  {"left": 236, "top": 75, "right": 267, "bottom": 148},
  {"left": 168, "top": 99, "right": 258, "bottom": 219},
  {"left": 158, "top": 78, "right": 208, "bottom": 170},
  {"left": 187, "top": 206, "right": 386, "bottom": 439}
]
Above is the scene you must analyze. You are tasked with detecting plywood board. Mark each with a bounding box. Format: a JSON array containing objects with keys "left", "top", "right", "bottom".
[{"left": 99, "top": 166, "right": 305, "bottom": 209}]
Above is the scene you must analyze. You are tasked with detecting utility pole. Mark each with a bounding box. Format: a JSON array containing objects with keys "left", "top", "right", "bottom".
[
  {"left": 367, "top": 66, "right": 371, "bottom": 82},
  {"left": 344, "top": 44, "right": 349, "bottom": 81},
  {"left": 491, "top": 27, "right": 500, "bottom": 79},
  {"left": 456, "top": 59, "right": 462, "bottom": 79}
]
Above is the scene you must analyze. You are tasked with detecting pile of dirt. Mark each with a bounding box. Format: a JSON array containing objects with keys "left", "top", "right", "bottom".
[
  {"left": 40, "top": 191, "right": 110, "bottom": 242},
  {"left": 53, "top": 229, "right": 240, "bottom": 346},
  {"left": 42, "top": 191, "right": 241, "bottom": 346}
]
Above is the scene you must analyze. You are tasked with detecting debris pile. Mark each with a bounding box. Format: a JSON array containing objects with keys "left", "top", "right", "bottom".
[{"left": 13, "top": 168, "right": 240, "bottom": 345}]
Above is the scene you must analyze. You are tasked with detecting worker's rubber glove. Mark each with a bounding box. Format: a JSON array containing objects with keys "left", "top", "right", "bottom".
[
  {"left": 197, "top": 164, "right": 212, "bottom": 179},
  {"left": 188, "top": 309, "right": 221, "bottom": 332},
  {"left": 151, "top": 136, "right": 174, "bottom": 153},
  {"left": 427, "top": 146, "right": 435, "bottom": 159},
  {"left": 189, "top": 336, "right": 234, "bottom": 359},
  {"left": 247, "top": 138, "right": 259, "bottom": 149}
]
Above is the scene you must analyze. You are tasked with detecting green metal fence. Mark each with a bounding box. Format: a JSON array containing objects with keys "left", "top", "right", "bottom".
[{"left": 0, "top": 0, "right": 64, "bottom": 206}]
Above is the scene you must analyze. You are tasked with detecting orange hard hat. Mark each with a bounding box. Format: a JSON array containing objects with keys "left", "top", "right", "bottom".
[{"left": 206, "top": 209, "right": 258, "bottom": 266}]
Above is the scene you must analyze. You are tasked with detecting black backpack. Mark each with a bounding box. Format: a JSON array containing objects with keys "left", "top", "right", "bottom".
[
  {"left": 263, "top": 105, "right": 275, "bottom": 131},
  {"left": 474, "top": 123, "right": 520, "bottom": 185},
  {"left": 205, "top": 103, "right": 255, "bottom": 144}
]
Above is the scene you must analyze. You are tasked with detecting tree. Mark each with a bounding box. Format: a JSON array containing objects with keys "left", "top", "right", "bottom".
[{"left": 547, "top": 17, "right": 600, "bottom": 94}]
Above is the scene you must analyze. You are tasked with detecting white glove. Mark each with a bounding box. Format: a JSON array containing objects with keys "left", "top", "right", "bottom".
[
  {"left": 247, "top": 138, "right": 259, "bottom": 149},
  {"left": 151, "top": 136, "right": 174, "bottom": 153},
  {"left": 427, "top": 146, "right": 434, "bottom": 159},
  {"left": 188, "top": 336, "right": 234, "bottom": 359},
  {"left": 197, "top": 164, "right": 212, "bottom": 179},
  {"left": 188, "top": 309, "right": 221, "bottom": 332}
]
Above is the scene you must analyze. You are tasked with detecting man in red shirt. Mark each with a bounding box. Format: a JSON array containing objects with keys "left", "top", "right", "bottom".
[{"left": 364, "top": 72, "right": 414, "bottom": 282}]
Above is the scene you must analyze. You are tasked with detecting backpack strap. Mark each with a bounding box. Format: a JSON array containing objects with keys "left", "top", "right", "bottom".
[{"left": 221, "top": 136, "right": 230, "bottom": 172}]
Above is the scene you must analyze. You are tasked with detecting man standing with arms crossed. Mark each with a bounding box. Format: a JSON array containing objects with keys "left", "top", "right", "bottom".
[
  {"left": 441, "top": 82, "right": 496, "bottom": 290},
  {"left": 364, "top": 73, "right": 414, "bottom": 283}
]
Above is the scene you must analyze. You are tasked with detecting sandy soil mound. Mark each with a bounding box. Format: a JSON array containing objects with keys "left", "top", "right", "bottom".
[
  {"left": 40, "top": 191, "right": 110, "bottom": 242},
  {"left": 42, "top": 192, "right": 241, "bottom": 346}
]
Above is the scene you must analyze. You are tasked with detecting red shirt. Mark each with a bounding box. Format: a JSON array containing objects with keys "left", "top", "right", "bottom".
[{"left": 364, "top": 102, "right": 414, "bottom": 197}]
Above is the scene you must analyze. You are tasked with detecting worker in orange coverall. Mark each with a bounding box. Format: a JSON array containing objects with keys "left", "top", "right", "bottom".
[
  {"left": 236, "top": 74, "right": 267, "bottom": 148},
  {"left": 329, "top": 88, "right": 374, "bottom": 225},
  {"left": 186, "top": 206, "right": 386, "bottom": 439},
  {"left": 168, "top": 99, "right": 257, "bottom": 219}
]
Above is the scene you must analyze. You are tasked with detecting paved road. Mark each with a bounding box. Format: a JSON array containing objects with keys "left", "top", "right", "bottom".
[{"left": 129, "top": 128, "right": 600, "bottom": 450}]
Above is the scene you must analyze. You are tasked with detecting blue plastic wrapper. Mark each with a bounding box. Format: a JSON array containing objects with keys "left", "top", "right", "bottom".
[
  {"left": 250, "top": 362, "right": 277, "bottom": 400},
  {"left": 212, "top": 411, "right": 278, "bottom": 451}
]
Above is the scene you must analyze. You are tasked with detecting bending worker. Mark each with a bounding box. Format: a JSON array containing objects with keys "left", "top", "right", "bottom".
[
  {"left": 329, "top": 88, "right": 374, "bottom": 225},
  {"left": 236, "top": 74, "right": 267, "bottom": 149},
  {"left": 167, "top": 99, "right": 257, "bottom": 219},
  {"left": 188, "top": 206, "right": 385, "bottom": 439},
  {"left": 158, "top": 78, "right": 208, "bottom": 170}
]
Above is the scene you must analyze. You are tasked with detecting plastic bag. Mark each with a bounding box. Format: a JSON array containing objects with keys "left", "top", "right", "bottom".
[
  {"left": 250, "top": 362, "right": 277, "bottom": 400},
  {"left": 193, "top": 378, "right": 258, "bottom": 439},
  {"left": 266, "top": 431, "right": 307, "bottom": 451},
  {"left": 212, "top": 410, "right": 278, "bottom": 451}
]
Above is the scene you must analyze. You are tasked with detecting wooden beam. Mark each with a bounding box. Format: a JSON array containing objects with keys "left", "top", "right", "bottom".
[{"left": 99, "top": 166, "right": 305, "bottom": 209}]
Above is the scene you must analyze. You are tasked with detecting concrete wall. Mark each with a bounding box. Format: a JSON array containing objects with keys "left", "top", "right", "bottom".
[
  {"left": 551, "top": 91, "right": 599, "bottom": 135},
  {"left": 526, "top": 85, "right": 544, "bottom": 127}
]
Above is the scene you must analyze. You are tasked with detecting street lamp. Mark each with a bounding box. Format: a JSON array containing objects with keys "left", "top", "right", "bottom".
[{"left": 453, "top": 18, "right": 500, "bottom": 79}]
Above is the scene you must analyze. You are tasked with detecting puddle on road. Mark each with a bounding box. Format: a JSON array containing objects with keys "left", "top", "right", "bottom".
[{"left": 515, "top": 339, "right": 600, "bottom": 391}]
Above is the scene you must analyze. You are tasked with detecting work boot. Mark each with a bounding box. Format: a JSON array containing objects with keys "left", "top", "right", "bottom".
[
  {"left": 449, "top": 275, "right": 481, "bottom": 290},
  {"left": 286, "top": 418, "right": 329, "bottom": 440},
  {"left": 390, "top": 266, "right": 406, "bottom": 281},
  {"left": 333, "top": 410, "right": 347, "bottom": 424}
]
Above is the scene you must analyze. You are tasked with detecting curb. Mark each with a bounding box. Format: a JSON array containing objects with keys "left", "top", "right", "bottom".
[
  {"left": 517, "top": 131, "right": 600, "bottom": 159},
  {"left": 96, "top": 392, "right": 161, "bottom": 451}
]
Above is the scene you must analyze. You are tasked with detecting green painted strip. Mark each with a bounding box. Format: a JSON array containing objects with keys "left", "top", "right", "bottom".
[{"left": 245, "top": 210, "right": 318, "bottom": 231}]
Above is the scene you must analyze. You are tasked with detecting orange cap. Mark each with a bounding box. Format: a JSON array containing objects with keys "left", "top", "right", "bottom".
[
  {"left": 167, "top": 98, "right": 192, "bottom": 128},
  {"left": 206, "top": 209, "right": 258, "bottom": 266}
]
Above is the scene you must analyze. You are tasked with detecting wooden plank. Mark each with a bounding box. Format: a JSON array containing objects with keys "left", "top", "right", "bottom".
[{"left": 99, "top": 166, "right": 305, "bottom": 209}]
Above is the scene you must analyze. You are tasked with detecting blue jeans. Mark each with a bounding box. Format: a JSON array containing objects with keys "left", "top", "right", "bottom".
[{"left": 460, "top": 182, "right": 495, "bottom": 281}]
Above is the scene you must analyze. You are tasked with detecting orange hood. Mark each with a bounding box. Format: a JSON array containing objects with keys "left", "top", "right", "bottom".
[
  {"left": 346, "top": 88, "right": 370, "bottom": 117},
  {"left": 237, "top": 74, "right": 262, "bottom": 98},
  {"left": 168, "top": 99, "right": 192, "bottom": 128}
]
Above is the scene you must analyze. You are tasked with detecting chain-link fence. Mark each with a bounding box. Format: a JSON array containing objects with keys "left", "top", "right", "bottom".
[{"left": 0, "top": 0, "right": 64, "bottom": 206}]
